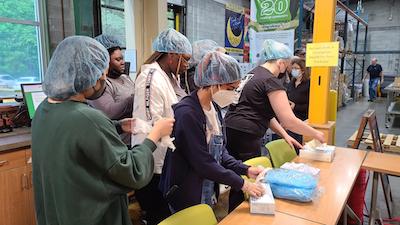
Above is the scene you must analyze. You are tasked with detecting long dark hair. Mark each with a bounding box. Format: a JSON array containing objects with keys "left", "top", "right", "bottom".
[
  {"left": 136, "top": 51, "right": 165, "bottom": 78},
  {"left": 291, "top": 57, "right": 310, "bottom": 82}
]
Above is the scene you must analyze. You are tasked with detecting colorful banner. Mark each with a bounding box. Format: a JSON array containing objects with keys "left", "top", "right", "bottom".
[
  {"left": 225, "top": 3, "right": 245, "bottom": 61},
  {"left": 250, "top": 0, "right": 299, "bottom": 31},
  {"left": 243, "top": 8, "right": 251, "bottom": 63}
]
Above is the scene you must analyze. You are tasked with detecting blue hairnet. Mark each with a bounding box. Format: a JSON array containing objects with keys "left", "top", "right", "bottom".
[
  {"left": 94, "top": 34, "right": 122, "bottom": 50},
  {"left": 152, "top": 28, "right": 192, "bottom": 55},
  {"left": 43, "top": 36, "right": 110, "bottom": 100},
  {"left": 195, "top": 51, "right": 241, "bottom": 87},
  {"left": 259, "top": 39, "right": 293, "bottom": 62},
  {"left": 190, "top": 39, "right": 220, "bottom": 67}
]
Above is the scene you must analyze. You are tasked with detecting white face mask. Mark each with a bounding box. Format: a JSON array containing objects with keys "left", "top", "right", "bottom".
[
  {"left": 212, "top": 89, "right": 236, "bottom": 108},
  {"left": 291, "top": 69, "right": 301, "bottom": 78}
]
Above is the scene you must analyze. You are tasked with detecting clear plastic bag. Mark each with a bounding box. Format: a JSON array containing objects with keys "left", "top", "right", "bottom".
[
  {"left": 265, "top": 168, "right": 318, "bottom": 202},
  {"left": 132, "top": 118, "right": 176, "bottom": 150}
]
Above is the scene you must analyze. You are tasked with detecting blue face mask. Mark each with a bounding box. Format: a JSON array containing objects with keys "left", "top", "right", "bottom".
[{"left": 291, "top": 69, "right": 301, "bottom": 78}]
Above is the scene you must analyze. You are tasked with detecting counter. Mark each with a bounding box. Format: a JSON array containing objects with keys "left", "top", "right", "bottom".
[{"left": 0, "top": 127, "right": 31, "bottom": 152}]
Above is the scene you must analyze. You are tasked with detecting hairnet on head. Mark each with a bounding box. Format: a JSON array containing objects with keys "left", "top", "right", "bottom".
[
  {"left": 259, "top": 39, "right": 293, "bottom": 62},
  {"left": 95, "top": 34, "right": 122, "bottom": 50},
  {"left": 43, "top": 36, "right": 110, "bottom": 100},
  {"left": 152, "top": 28, "right": 192, "bottom": 55},
  {"left": 195, "top": 51, "right": 241, "bottom": 87},
  {"left": 190, "top": 39, "right": 220, "bottom": 67}
]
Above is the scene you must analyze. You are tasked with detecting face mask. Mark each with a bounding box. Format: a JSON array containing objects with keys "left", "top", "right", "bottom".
[
  {"left": 291, "top": 69, "right": 301, "bottom": 78},
  {"left": 108, "top": 67, "right": 122, "bottom": 79},
  {"left": 87, "top": 79, "right": 106, "bottom": 100},
  {"left": 212, "top": 88, "right": 236, "bottom": 108}
]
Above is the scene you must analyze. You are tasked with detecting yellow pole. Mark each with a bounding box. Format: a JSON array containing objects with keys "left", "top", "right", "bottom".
[
  {"left": 308, "top": 0, "right": 337, "bottom": 125},
  {"left": 175, "top": 13, "right": 180, "bottom": 32}
]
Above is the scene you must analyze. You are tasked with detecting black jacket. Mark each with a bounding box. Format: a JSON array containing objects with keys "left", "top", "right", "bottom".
[{"left": 160, "top": 91, "right": 249, "bottom": 211}]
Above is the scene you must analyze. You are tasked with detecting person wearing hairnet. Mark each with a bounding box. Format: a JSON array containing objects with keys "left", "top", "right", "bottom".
[
  {"left": 88, "top": 34, "right": 135, "bottom": 145},
  {"left": 180, "top": 39, "right": 223, "bottom": 94},
  {"left": 132, "top": 28, "right": 191, "bottom": 225},
  {"left": 31, "top": 36, "right": 174, "bottom": 225},
  {"left": 160, "top": 51, "right": 264, "bottom": 213},
  {"left": 224, "top": 40, "right": 325, "bottom": 210}
]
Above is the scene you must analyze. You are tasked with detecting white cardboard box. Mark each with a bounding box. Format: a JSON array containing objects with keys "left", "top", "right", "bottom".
[
  {"left": 299, "top": 147, "right": 335, "bottom": 162},
  {"left": 250, "top": 183, "right": 275, "bottom": 215}
]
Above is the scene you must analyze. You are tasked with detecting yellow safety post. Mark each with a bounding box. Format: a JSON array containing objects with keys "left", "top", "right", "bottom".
[
  {"left": 328, "top": 90, "right": 338, "bottom": 121},
  {"left": 308, "top": 0, "right": 337, "bottom": 125},
  {"left": 329, "top": 90, "right": 338, "bottom": 145}
]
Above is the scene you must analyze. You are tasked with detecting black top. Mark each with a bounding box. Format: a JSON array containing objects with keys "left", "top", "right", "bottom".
[
  {"left": 224, "top": 66, "right": 285, "bottom": 137},
  {"left": 367, "top": 64, "right": 383, "bottom": 79},
  {"left": 287, "top": 79, "right": 310, "bottom": 121}
]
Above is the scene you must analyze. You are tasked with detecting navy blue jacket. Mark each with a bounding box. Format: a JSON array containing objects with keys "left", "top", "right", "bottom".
[{"left": 160, "top": 91, "right": 249, "bottom": 211}]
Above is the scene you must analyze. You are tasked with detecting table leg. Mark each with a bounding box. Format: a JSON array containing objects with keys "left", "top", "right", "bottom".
[
  {"left": 369, "top": 171, "right": 379, "bottom": 225},
  {"left": 346, "top": 204, "right": 361, "bottom": 225}
]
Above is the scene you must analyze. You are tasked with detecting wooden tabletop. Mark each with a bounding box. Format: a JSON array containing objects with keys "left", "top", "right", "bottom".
[
  {"left": 362, "top": 151, "right": 400, "bottom": 176},
  {"left": 218, "top": 202, "right": 323, "bottom": 225},
  {"left": 272, "top": 147, "right": 366, "bottom": 225}
]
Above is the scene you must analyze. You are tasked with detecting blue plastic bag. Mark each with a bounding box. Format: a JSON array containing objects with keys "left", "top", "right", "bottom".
[{"left": 265, "top": 168, "right": 317, "bottom": 202}]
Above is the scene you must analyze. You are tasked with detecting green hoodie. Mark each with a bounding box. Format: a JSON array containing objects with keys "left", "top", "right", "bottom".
[{"left": 32, "top": 100, "right": 156, "bottom": 225}]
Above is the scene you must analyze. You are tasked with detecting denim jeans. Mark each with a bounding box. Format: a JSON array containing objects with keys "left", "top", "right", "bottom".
[{"left": 369, "top": 78, "right": 380, "bottom": 100}]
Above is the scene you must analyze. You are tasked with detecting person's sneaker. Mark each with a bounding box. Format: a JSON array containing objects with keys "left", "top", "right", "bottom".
[{"left": 368, "top": 99, "right": 374, "bottom": 102}]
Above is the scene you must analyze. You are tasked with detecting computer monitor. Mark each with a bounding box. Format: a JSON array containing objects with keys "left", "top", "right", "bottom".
[{"left": 21, "top": 83, "right": 46, "bottom": 119}]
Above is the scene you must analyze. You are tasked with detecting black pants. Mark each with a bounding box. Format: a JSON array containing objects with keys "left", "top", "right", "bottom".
[
  {"left": 225, "top": 127, "right": 262, "bottom": 212},
  {"left": 135, "top": 174, "right": 171, "bottom": 225},
  {"left": 225, "top": 127, "right": 262, "bottom": 161}
]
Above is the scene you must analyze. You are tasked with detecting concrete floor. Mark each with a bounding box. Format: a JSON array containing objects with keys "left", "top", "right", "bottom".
[{"left": 336, "top": 97, "right": 400, "bottom": 224}]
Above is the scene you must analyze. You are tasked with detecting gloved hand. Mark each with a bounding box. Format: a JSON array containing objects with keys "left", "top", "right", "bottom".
[{"left": 241, "top": 180, "right": 264, "bottom": 198}]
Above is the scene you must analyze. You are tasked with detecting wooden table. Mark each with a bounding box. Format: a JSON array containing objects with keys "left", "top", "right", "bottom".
[
  {"left": 362, "top": 151, "right": 400, "bottom": 176},
  {"left": 273, "top": 147, "right": 366, "bottom": 225},
  {"left": 218, "top": 202, "right": 323, "bottom": 225},
  {"left": 218, "top": 147, "right": 366, "bottom": 225},
  {"left": 362, "top": 151, "right": 400, "bottom": 225}
]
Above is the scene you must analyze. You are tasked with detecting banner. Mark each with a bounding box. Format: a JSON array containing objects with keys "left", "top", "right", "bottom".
[
  {"left": 225, "top": 3, "right": 245, "bottom": 62},
  {"left": 248, "top": 0, "right": 299, "bottom": 62},
  {"left": 250, "top": 0, "right": 299, "bottom": 31},
  {"left": 249, "top": 29, "right": 295, "bottom": 63},
  {"left": 243, "top": 8, "right": 251, "bottom": 63}
]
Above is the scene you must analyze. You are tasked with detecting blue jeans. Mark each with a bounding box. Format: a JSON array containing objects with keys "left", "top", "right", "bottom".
[{"left": 369, "top": 78, "right": 379, "bottom": 100}]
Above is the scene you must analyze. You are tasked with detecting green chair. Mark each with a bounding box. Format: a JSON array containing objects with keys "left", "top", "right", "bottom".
[
  {"left": 243, "top": 156, "right": 272, "bottom": 169},
  {"left": 158, "top": 204, "right": 217, "bottom": 225},
  {"left": 266, "top": 139, "right": 297, "bottom": 168}
]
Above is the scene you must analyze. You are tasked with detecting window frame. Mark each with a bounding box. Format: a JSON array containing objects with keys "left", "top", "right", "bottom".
[{"left": 0, "top": 0, "right": 48, "bottom": 98}]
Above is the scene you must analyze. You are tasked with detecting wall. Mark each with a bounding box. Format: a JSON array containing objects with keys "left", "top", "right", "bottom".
[
  {"left": 186, "top": 0, "right": 249, "bottom": 46},
  {"left": 356, "top": 0, "right": 400, "bottom": 75}
]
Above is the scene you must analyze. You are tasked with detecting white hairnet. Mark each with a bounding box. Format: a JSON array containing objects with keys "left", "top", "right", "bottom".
[
  {"left": 190, "top": 39, "right": 220, "bottom": 67},
  {"left": 152, "top": 28, "right": 192, "bottom": 55},
  {"left": 259, "top": 39, "right": 293, "bottom": 62},
  {"left": 43, "top": 36, "right": 110, "bottom": 100},
  {"left": 94, "top": 34, "right": 122, "bottom": 50},
  {"left": 195, "top": 51, "right": 241, "bottom": 87}
]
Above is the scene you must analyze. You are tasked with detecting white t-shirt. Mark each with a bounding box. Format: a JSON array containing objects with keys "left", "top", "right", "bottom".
[{"left": 203, "top": 104, "right": 221, "bottom": 144}]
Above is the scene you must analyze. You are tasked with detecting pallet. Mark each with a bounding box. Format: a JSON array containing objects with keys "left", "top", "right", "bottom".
[{"left": 347, "top": 131, "right": 400, "bottom": 154}]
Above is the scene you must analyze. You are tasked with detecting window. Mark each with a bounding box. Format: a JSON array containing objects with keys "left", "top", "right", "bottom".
[
  {"left": 0, "top": 0, "right": 44, "bottom": 98},
  {"left": 101, "top": 0, "right": 126, "bottom": 47},
  {"left": 167, "top": 4, "right": 185, "bottom": 34}
]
